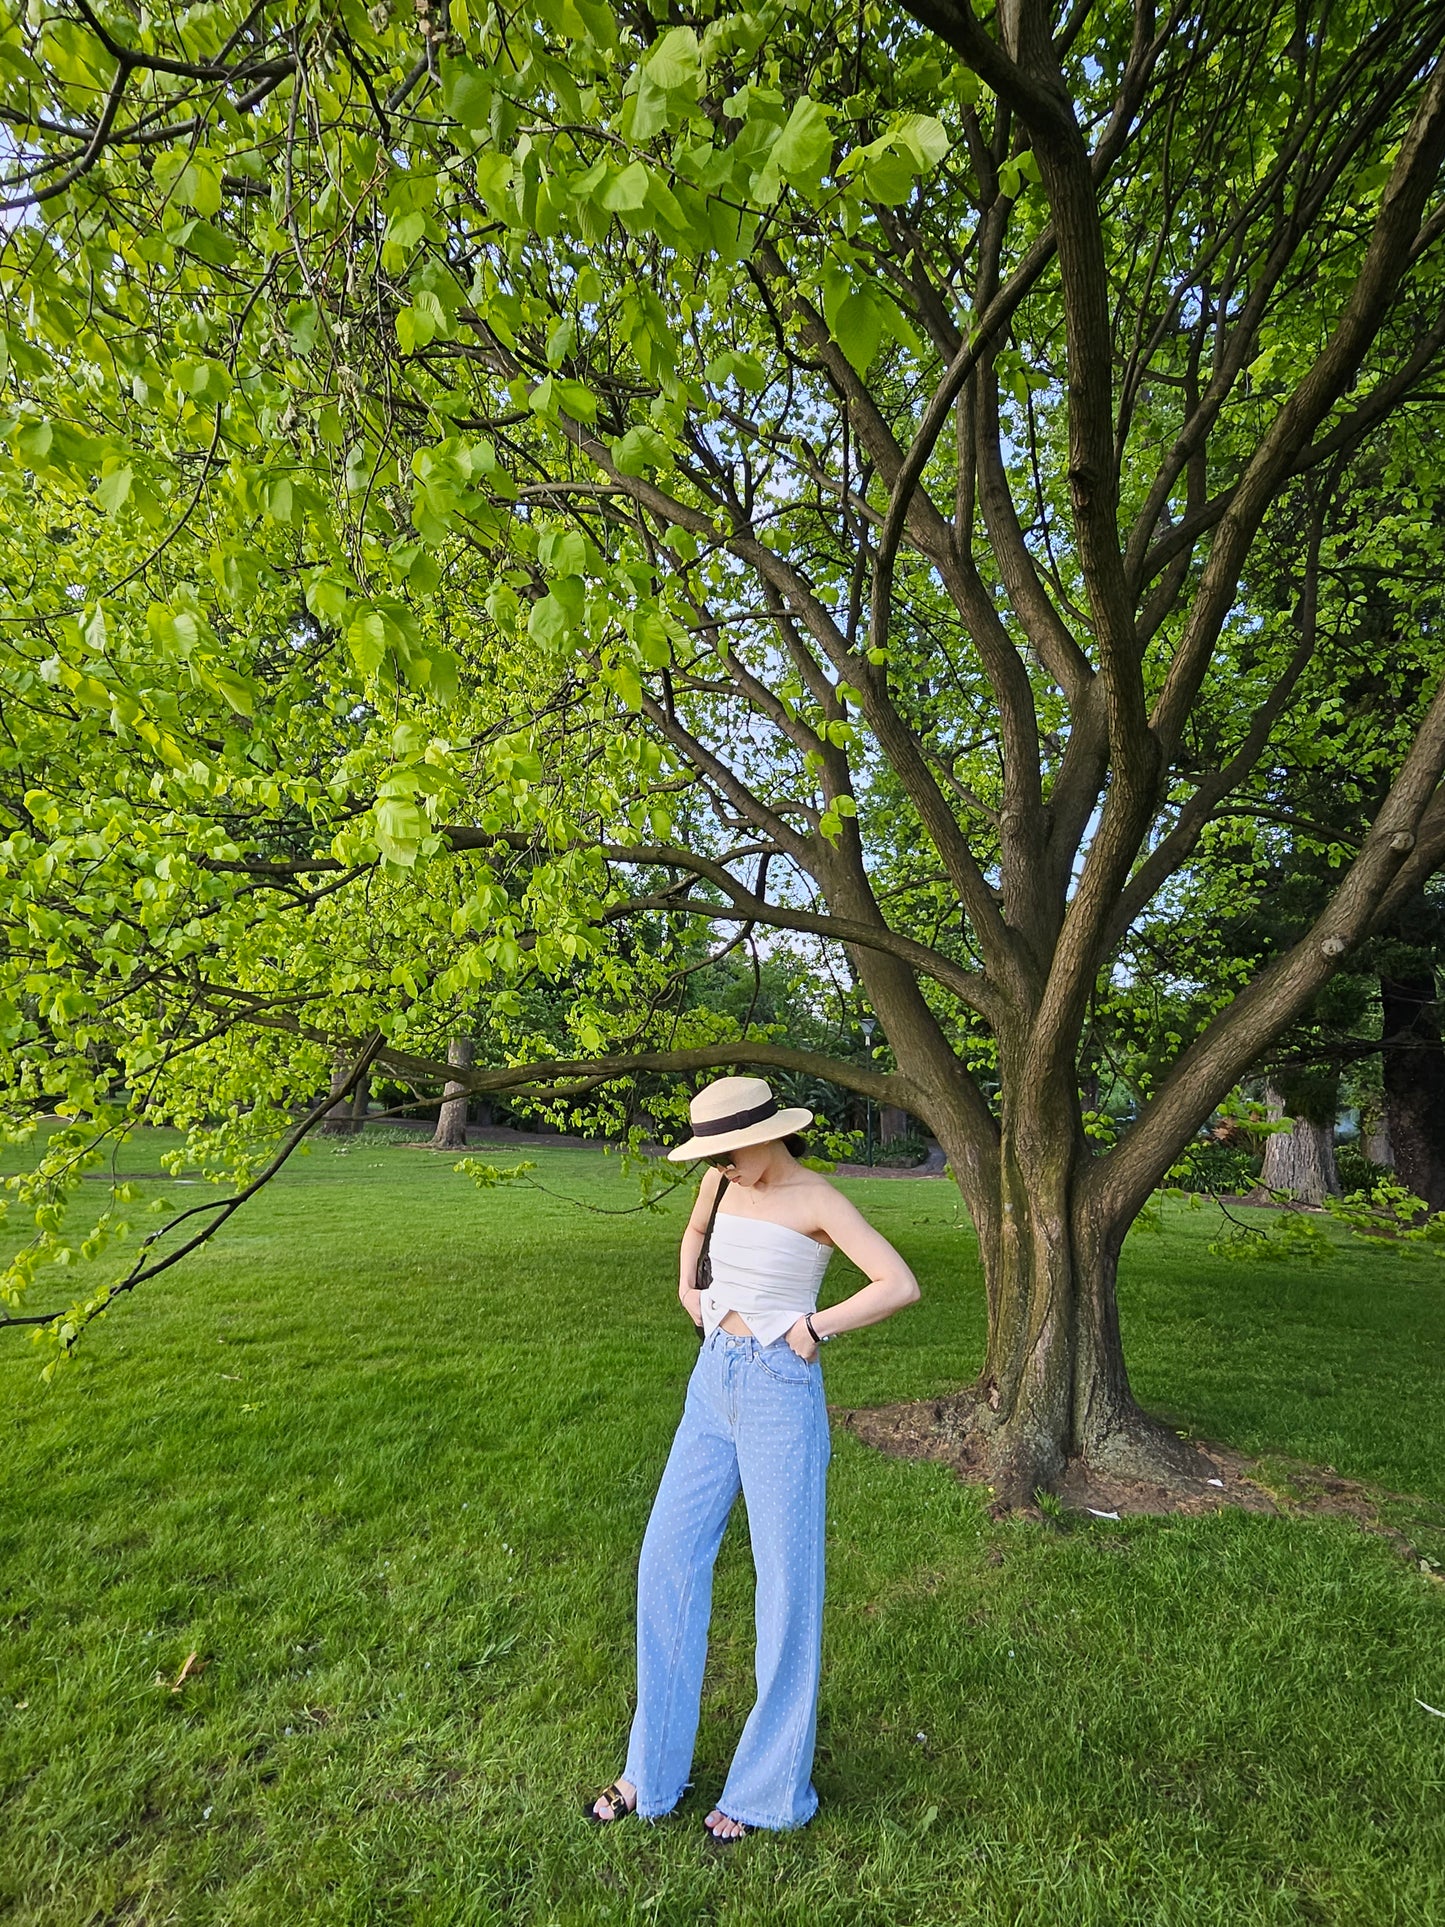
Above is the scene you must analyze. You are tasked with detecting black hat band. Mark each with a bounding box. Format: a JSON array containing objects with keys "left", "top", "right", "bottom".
[{"left": 693, "top": 1096, "right": 779, "bottom": 1137}]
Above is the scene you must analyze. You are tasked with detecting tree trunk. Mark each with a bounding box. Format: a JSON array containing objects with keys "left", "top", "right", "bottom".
[
  {"left": 1362, "top": 1116, "right": 1394, "bottom": 1167},
  {"left": 1257, "top": 1083, "right": 1339, "bottom": 1202},
  {"left": 930, "top": 1092, "right": 1207, "bottom": 1506},
  {"left": 1381, "top": 969, "right": 1445, "bottom": 1210},
  {"left": 322, "top": 1058, "right": 361, "bottom": 1136},
  {"left": 431, "top": 1036, "right": 473, "bottom": 1150},
  {"left": 832, "top": 954, "right": 1212, "bottom": 1504}
]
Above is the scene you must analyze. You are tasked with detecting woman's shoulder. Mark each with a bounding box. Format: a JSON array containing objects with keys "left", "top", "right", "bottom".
[{"left": 751, "top": 1167, "right": 850, "bottom": 1243}]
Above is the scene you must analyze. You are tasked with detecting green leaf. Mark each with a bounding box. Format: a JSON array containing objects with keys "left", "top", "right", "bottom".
[
  {"left": 375, "top": 796, "right": 426, "bottom": 867},
  {"left": 387, "top": 208, "right": 429, "bottom": 249},
  {"left": 628, "top": 608, "right": 672, "bottom": 666},
  {"left": 611, "top": 660, "right": 643, "bottom": 710},
  {"left": 347, "top": 611, "right": 387, "bottom": 677},
  {"left": 997, "top": 151, "right": 1038, "bottom": 199},
  {"left": 705, "top": 349, "right": 768, "bottom": 392},
  {"left": 202, "top": 665, "right": 255, "bottom": 717},
  {"left": 600, "top": 162, "right": 650, "bottom": 213},
  {"left": 643, "top": 172, "right": 689, "bottom": 236},
  {"left": 835, "top": 294, "right": 883, "bottom": 372},
  {"left": 610, "top": 425, "right": 669, "bottom": 474},
  {"left": 629, "top": 76, "right": 671, "bottom": 142},
  {"left": 177, "top": 152, "right": 223, "bottom": 217},
  {"left": 861, "top": 146, "right": 917, "bottom": 204},
  {"left": 771, "top": 96, "right": 833, "bottom": 185},
  {"left": 546, "top": 316, "right": 577, "bottom": 367},
  {"left": 95, "top": 464, "right": 133, "bottom": 515},
  {"left": 441, "top": 53, "right": 492, "bottom": 129},
  {"left": 644, "top": 26, "right": 701, "bottom": 92},
  {"left": 396, "top": 305, "right": 433, "bottom": 354},
  {"left": 287, "top": 300, "right": 321, "bottom": 353},
  {"left": 14, "top": 420, "right": 53, "bottom": 463},
  {"left": 169, "top": 219, "right": 237, "bottom": 267},
  {"left": 539, "top": 527, "right": 587, "bottom": 575},
  {"left": 304, "top": 569, "right": 353, "bottom": 625},
  {"left": 528, "top": 579, "right": 585, "bottom": 648},
  {"left": 553, "top": 379, "right": 598, "bottom": 423},
  {"left": 896, "top": 115, "right": 951, "bottom": 169},
  {"left": 474, "top": 153, "right": 515, "bottom": 219}
]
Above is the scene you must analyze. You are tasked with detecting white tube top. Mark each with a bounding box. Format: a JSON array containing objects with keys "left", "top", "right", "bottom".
[{"left": 700, "top": 1212, "right": 833, "bottom": 1348}]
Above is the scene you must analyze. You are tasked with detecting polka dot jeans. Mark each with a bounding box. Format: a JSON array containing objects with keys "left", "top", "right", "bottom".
[{"left": 622, "top": 1327, "right": 831, "bottom": 1830}]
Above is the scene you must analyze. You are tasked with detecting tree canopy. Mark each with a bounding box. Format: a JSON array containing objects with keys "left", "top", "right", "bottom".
[{"left": 3, "top": 0, "right": 1445, "bottom": 1494}]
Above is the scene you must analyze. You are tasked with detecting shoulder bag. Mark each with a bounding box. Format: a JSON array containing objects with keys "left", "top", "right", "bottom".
[{"left": 692, "top": 1174, "right": 729, "bottom": 1341}]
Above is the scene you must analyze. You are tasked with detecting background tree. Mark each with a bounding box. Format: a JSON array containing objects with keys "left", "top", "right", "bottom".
[
  {"left": 4, "top": 0, "right": 1445, "bottom": 1499},
  {"left": 431, "top": 1035, "right": 475, "bottom": 1149},
  {"left": 1148, "top": 443, "right": 1445, "bottom": 1207}
]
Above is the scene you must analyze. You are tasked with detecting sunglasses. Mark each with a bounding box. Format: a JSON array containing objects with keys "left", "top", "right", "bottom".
[{"left": 705, "top": 1152, "right": 736, "bottom": 1168}]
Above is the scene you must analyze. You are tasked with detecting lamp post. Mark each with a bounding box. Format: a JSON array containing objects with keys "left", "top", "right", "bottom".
[{"left": 860, "top": 1015, "right": 876, "bottom": 1167}]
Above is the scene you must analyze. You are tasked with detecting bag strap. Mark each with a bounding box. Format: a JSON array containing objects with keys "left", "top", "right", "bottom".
[{"left": 695, "top": 1173, "right": 729, "bottom": 1289}]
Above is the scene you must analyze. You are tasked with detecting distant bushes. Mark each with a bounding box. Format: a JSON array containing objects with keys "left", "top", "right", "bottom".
[
  {"left": 1333, "top": 1145, "right": 1394, "bottom": 1195},
  {"left": 1166, "top": 1140, "right": 1262, "bottom": 1195}
]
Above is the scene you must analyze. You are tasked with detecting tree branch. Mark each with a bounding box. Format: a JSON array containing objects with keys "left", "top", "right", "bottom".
[{"left": 0, "top": 1032, "right": 384, "bottom": 1337}]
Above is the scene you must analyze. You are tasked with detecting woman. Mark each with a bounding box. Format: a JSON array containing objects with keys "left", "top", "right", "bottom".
[{"left": 585, "top": 1074, "right": 921, "bottom": 1840}]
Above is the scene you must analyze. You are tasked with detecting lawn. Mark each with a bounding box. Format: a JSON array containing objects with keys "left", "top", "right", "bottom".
[{"left": 1, "top": 1132, "right": 1443, "bottom": 1926}]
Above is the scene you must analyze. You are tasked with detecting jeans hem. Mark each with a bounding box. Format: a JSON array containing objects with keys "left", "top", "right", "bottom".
[
  {"left": 634, "top": 1785, "right": 688, "bottom": 1821},
  {"left": 716, "top": 1802, "right": 818, "bottom": 1832}
]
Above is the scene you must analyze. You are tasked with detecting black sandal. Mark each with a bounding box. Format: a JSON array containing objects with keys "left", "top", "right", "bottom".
[{"left": 582, "top": 1781, "right": 637, "bottom": 1824}]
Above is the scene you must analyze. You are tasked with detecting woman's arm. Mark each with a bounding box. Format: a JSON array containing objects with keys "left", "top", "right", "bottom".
[
  {"left": 678, "top": 1167, "right": 723, "bottom": 1325},
  {"left": 786, "top": 1186, "right": 920, "bottom": 1359}
]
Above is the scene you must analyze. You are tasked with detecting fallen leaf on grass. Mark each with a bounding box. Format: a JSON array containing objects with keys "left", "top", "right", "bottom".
[
  {"left": 1416, "top": 1698, "right": 1444, "bottom": 1717},
  {"left": 171, "top": 1651, "right": 205, "bottom": 1693}
]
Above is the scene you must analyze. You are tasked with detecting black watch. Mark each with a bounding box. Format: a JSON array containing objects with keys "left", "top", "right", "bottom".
[{"left": 805, "top": 1312, "right": 831, "bottom": 1345}]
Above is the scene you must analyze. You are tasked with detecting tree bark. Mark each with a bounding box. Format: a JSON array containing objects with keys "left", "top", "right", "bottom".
[
  {"left": 894, "top": 1012, "right": 1207, "bottom": 1504},
  {"left": 1381, "top": 969, "right": 1445, "bottom": 1210},
  {"left": 322, "top": 1057, "right": 362, "bottom": 1137},
  {"left": 431, "top": 1036, "right": 473, "bottom": 1150},
  {"left": 1257, "top": 1083, "right": 1339, "bottom": 1202},
  {"left": 964, "top": 1115, "right": 1206, "bottom": 1503}
]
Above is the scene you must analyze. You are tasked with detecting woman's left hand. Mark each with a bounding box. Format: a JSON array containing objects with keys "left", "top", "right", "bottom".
[{"left": 785, "top": 1317, "right": 819, "bottom": 1362}]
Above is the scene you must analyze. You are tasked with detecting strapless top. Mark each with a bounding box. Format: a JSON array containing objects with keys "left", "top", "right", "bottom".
[{"left": 700, "top": 1212, "right": 833, "bottom": 1348}]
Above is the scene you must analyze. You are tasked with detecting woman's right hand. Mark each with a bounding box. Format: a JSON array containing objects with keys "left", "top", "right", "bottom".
[{"left": 680, "top": 1284, "right": 703, "bottom": 1327}]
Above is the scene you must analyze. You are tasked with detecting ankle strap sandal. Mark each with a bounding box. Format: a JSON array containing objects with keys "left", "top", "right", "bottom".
[{"left": 582, "top": 1782, "right": 636, "bottom": 1824}]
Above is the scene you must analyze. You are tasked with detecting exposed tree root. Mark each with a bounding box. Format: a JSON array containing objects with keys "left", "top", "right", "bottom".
[{"left": 832, "top": 1391, "right": 1445, "bottom": 1578}]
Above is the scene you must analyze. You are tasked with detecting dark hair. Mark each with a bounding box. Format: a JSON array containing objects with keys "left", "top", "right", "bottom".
[{"left": 782, "top": 1132, "right": 808, "bottom": 1157}]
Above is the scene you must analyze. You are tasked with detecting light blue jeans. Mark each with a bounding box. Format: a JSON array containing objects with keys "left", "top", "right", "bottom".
[{"left": 622, "top": 1327, "right": 831, "bottom": 1830}]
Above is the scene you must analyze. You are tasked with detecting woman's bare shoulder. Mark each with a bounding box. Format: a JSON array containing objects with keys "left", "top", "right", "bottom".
[
  {"left": 789, "top": 1166, "right": 862, "bottom": 1241},
  {"left": 685, "top": 1164, "right": 725, "bottom": 1227}
]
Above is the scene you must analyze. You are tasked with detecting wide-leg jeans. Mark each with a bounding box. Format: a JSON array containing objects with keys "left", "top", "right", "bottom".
[{"left": 622, "top": 1327, "right": 831, "bottom": 1830}]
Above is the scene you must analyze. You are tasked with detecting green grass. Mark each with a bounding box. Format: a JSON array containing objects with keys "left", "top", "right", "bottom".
[{"left": 1, "top": 1134, "right": 1444, "bottom": 1925}]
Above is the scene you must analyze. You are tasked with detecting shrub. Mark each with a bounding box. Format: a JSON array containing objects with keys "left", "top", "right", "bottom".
[
  {"left": 1334, "top": 1145, "right": 1394, "bottom": 1195},
  {"left": 875, "top": 1133, "right": 932, "bottom": 1168},
  {"left": 1167, "top": 1140, "right": 1262, "bottom": 1195}
]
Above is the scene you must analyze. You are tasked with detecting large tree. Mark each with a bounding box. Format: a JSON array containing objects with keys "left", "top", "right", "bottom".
[{"left": 4, "top": 0, "right": 1445, "bottom": 1498}]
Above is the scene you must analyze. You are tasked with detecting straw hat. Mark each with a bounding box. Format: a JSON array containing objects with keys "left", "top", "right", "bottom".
[{"left": 665, "top": 1074, "right": 813, "bottom": 1163}]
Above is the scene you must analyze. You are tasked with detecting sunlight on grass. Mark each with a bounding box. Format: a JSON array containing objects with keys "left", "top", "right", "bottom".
[{"left": 1, "top": 1135, "right": 1442, "bottom": 1924}]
